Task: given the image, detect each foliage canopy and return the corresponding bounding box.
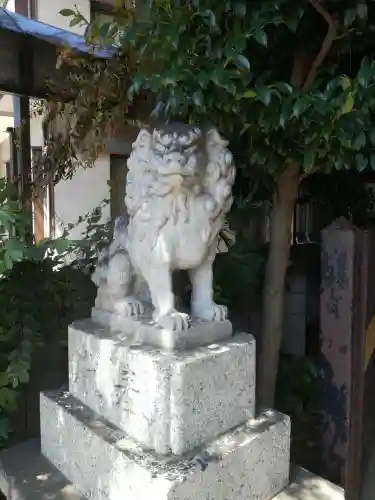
[55,0,375,181]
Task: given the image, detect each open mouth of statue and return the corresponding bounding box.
[162,171,190,177]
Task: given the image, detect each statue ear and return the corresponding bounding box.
[206,128,229,149]
[133,128,152,148]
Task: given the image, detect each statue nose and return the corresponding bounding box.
[168,153,187,166]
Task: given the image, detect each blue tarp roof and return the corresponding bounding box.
[0,7,116,58]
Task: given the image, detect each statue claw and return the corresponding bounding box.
[193,303,228,322]
[114,297,145,319]
[154,310,190,332]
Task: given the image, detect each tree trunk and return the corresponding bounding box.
[258,162,300,409]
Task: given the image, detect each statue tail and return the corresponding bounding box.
[91,215,130,287]
[113,215,129,240]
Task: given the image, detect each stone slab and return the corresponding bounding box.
[276,468,344,500]
[0,439,344,500]
[40,390,290,500]
[69,320,255,455]
[91,308,233,351]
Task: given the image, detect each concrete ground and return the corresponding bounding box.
[0,439,344,500]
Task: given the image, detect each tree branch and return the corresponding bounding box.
[308,0,333,25]
[303,0,338,89]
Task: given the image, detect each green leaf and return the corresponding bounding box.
[0,373,8,388]
[4,239,26,262]
[0,388,17,412]
[52,238,74,254]
[370,153,375,170]
[17,370,30,384]
[59,9,75,17]
[353,131,366,150]
[243,89,257,99]
[0,418,11,440]
[285,18,299,32]
[69,17,82,28]
[357,58,375,88]
[232,55,250,71]
[0,210,15,225]
[211,71,236,94]
[274,82,293,95]
[201,10,216,28]
[340,93,354,115]
[240,123,251,135]
[234,2,246,17]
[303,148,317,172]
[4,252,13,271]
[292,97,310,117]
[253,29,267,47]
[99,23,111,39]
[340,76,352,91]
[257,88,272,106]
[355,153,368,172]
[192,90,204,107]
[196,71,210,87]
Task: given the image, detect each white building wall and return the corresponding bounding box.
[6,1,15,12]
[0,94,14,177]
[54,156,110,239]
[34,0,111,239]
[36,0,91,33]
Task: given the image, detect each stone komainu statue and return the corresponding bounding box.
[92,124,235,331]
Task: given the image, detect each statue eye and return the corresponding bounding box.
[155,143,166,153]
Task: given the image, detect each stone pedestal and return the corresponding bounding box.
[40,318,291,500]
[68,320,255,455]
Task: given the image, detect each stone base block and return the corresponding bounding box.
[40,390,291,500]
[91,307,233,350]
[69,320,255,455]
[0,440,344,500]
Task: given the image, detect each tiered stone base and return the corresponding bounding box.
[39,319,291,500]
[40,390,290,500]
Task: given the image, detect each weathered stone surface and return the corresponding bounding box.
[91,307,233,350]
[40,390,290,500]
[91,125,236,334]
[69,320,255,455]
[0,439,344,500]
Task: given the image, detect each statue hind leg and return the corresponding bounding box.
[97,252,146,319]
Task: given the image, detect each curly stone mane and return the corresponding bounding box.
[125,126,235,233]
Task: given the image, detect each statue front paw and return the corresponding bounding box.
[192,303,228,322]
[154,310,190,332]
[114,297,145,319]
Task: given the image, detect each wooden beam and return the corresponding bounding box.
[31,147,44,242]
[109,155,127,218]
[13,0,34,238]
